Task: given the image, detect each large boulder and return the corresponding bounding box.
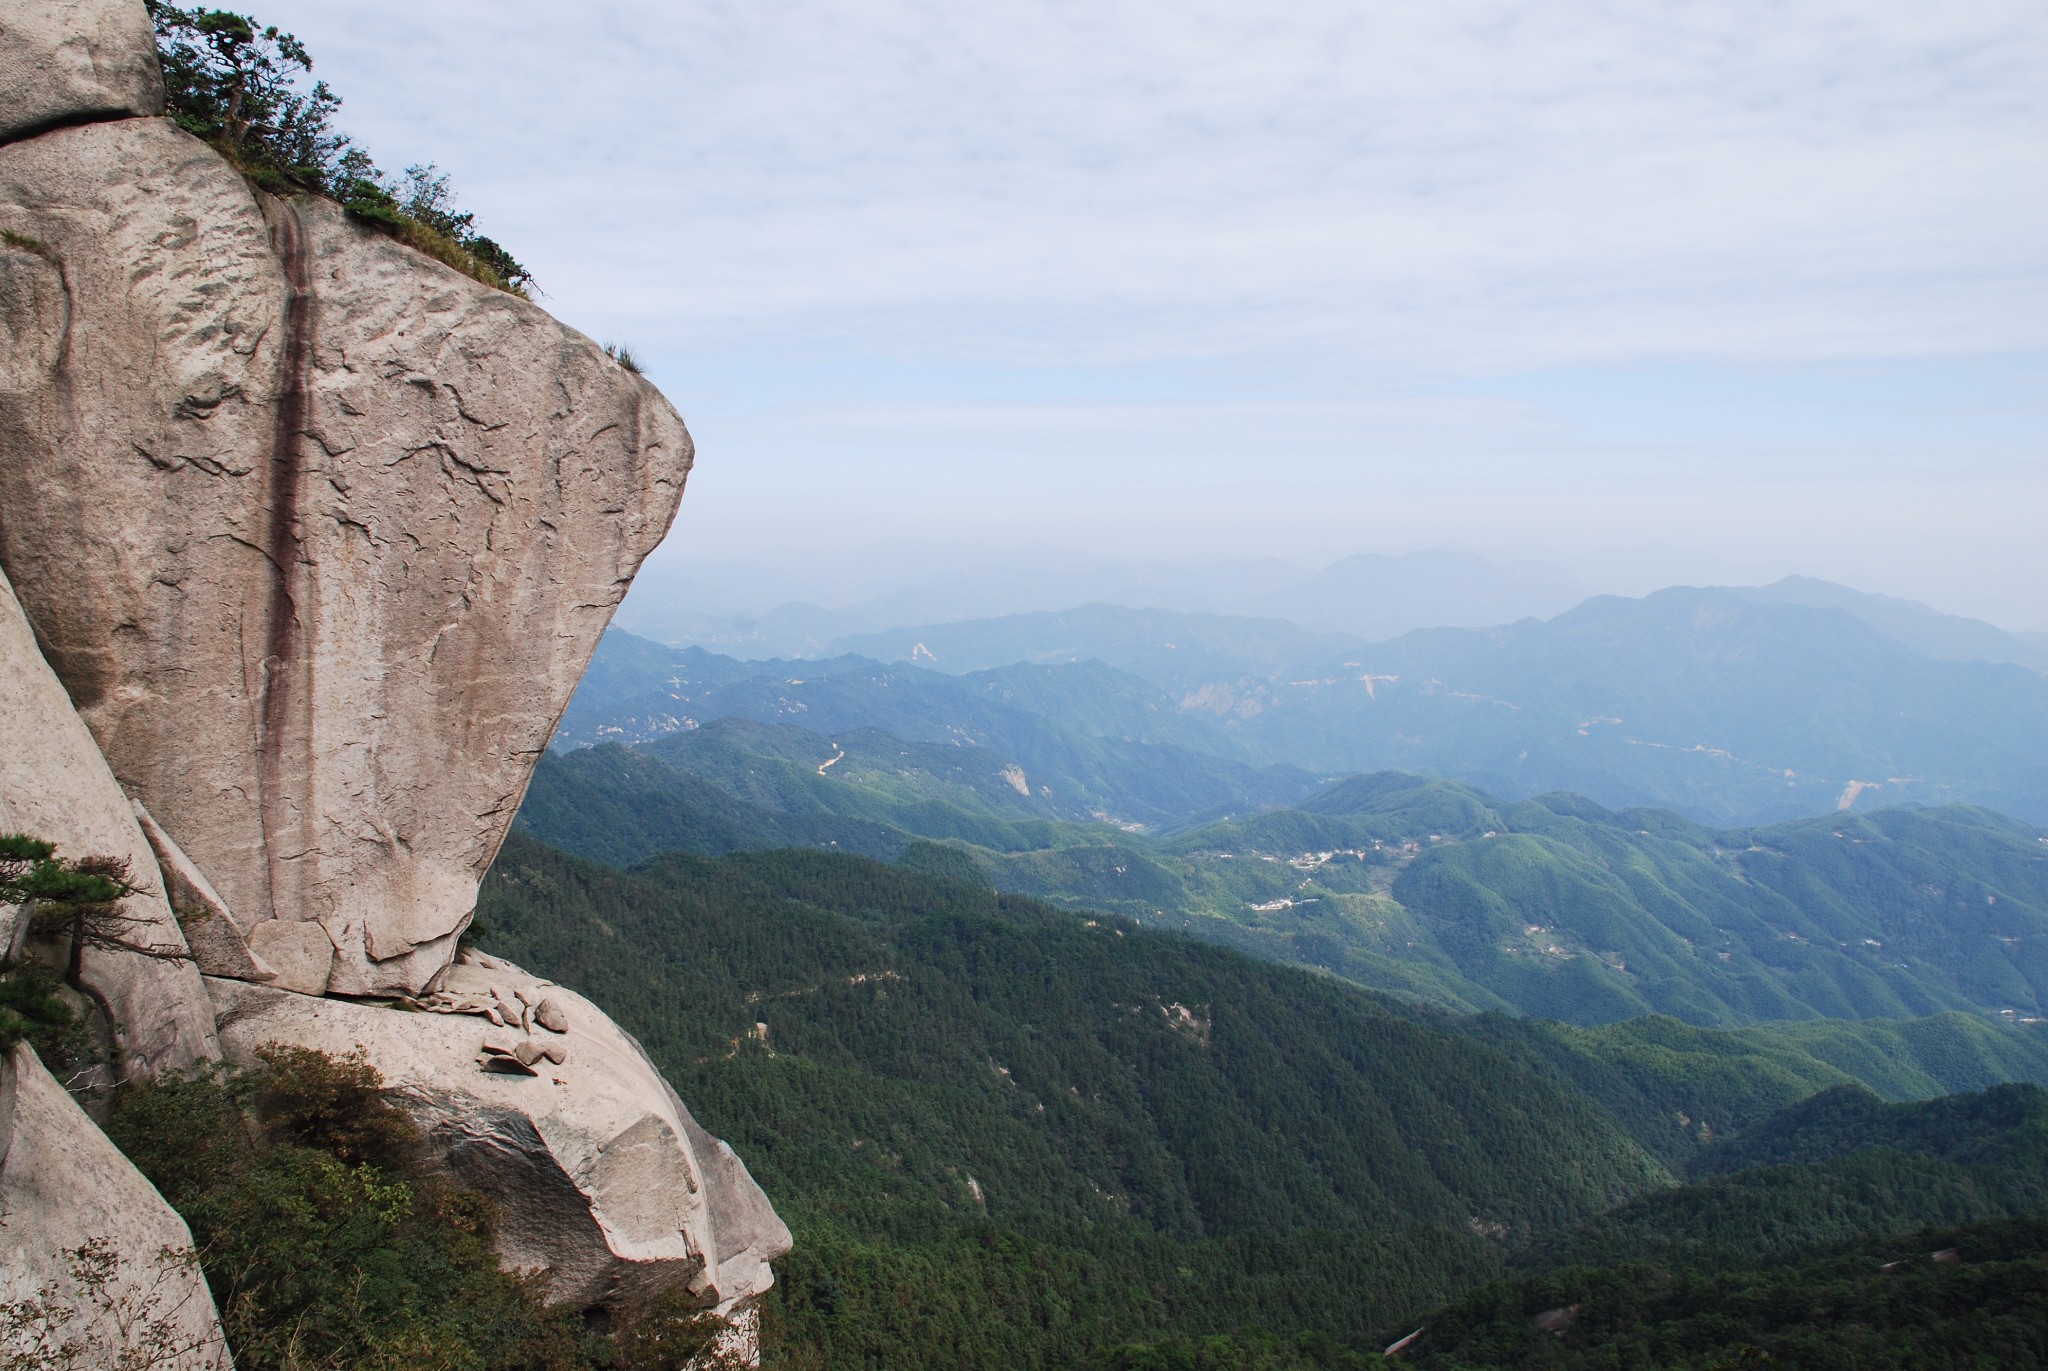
[0,1042,233,1368]
[0,0,161,144]
[0,118,691,995]
[0,562,218,1075]
[206,951,791,1315]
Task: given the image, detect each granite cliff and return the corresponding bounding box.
[0,1,787,1362]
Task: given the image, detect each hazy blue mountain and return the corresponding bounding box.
[1732,575,2048,671]
[536,647,1318,840]
[1243,548,1586,640]
[573,581,2048,831]
[616,545,1591,656]
[615,544,1309,649]
[833,603,1352,690]
[1217,587,2048,823]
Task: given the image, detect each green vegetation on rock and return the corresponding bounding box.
[148,3,531,292]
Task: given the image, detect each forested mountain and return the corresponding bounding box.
[1020,779,2048,1026]
[476,834,2048,1368]
[1378,1211,2048,1370]
[1535,1083,2048,1271]
[519,744,2048,1028]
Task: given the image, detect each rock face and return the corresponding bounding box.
[0,1043,233,1368]
[208,952,791,1315]
[0,0,163,143]
[0,563,219,1075]
[0,2,785,1356]
[0,117,690,995]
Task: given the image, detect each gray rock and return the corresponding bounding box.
[0,563,218,1074]
[0,0,162,144]
[206,952,790,1314]
[135,801,278,984]
[534,997,571,1033]
[243,920,334,996]
[0,1043,233,1368]
[0,119,691,996]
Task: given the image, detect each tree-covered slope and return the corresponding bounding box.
[971,776,2048,1027]
[1381,1211,2048,1371]
[476,834,1676,1364]
[1533,1083,2048,1272]
[475,833,2048,1366]
[1474,1011,2048,1170]
[521,734,2048,1028]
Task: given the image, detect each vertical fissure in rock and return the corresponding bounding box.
[257,196,314,925]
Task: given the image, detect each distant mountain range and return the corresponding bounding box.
[564,571,2048,826]
[1215,586,2048,824]
[616,547,1596,656]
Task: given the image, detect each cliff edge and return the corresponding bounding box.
[0,0,787,1360]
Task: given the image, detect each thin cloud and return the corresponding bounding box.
[266,0,2045,369]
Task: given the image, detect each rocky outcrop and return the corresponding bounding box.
[0,118,688,997]
[208,951,790,1315]
[0,563,219,1075]
[0,2,785,1356]
[0,0,162,143]
[0,1043,233,1368]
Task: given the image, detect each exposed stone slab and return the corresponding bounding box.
[0,119,691,995]
[0,1043,233,1368]
[0,1,162,144]
[205,952,789,1314]
[135,801,278,984]
[0,562,218,1074]
[243,920,333,996]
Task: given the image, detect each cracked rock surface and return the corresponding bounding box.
[0,0,163,143]
[0,119,689,996]
[0,563,218,1074]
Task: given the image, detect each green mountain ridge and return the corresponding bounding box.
[476,833,2048,1368]
[518,734,2048,1029]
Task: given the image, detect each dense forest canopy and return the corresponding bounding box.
[474,832,2048,1367]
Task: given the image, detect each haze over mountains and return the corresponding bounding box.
[616,545,2048,667]
[564,558,2048,826]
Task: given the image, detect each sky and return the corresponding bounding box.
[258,1,2047,627]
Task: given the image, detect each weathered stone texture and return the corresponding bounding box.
[0,1044,233,1368]
[0,119,691,994]
[0,562,218,1074]
[0,0,162,144]
[208,950,791,1314]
